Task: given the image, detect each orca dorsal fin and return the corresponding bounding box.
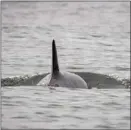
[52,39,59,75]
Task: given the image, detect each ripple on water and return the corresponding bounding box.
[12,116,30,119]
[96,124,114,129]
[2,103,17,107]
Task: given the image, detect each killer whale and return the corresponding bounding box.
[37,40,88,89]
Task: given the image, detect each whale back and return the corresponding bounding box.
[37,39,87,88]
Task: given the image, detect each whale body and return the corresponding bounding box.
[37,40,87,89]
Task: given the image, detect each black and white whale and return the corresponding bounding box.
[37,39,88,89]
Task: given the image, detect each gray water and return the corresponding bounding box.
[2,86,130,129]
[2,2,130,129]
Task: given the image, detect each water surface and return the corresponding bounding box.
[2,1,130,129]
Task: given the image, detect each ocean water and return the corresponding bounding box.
[2,86,130,129]
[1,1,130,129]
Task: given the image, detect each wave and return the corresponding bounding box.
[1,72,130,89]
